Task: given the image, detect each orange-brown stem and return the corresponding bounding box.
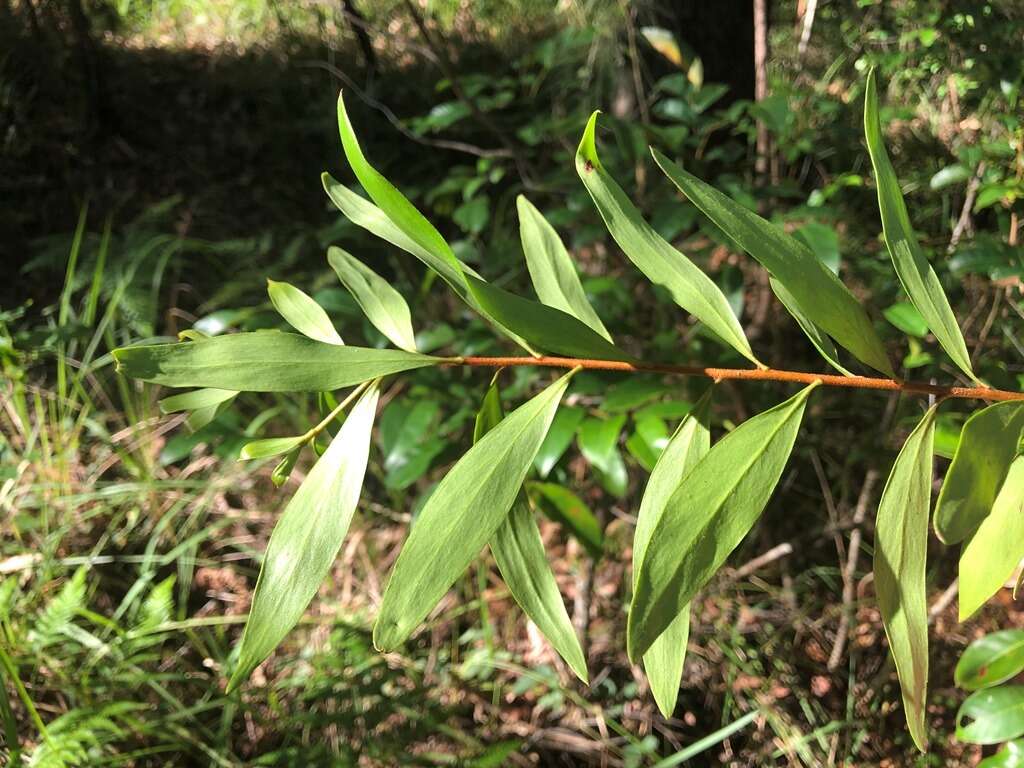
[451,356,1024,402]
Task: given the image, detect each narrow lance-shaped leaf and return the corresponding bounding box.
[159,388,237,414]
[934,401,1024,544]
[227,383,379,690]
[959,455,1024,621]
[327,246,417,352]
[517,195,611,341]
[632,388,712,716]
[374,369,576,651]
[575,113,760,367]
[864,69,976,383]
[629,382,817,660]
[770,279,854,377]
[873,405,937,752]
[267,279,344,345]
[113,333,443,392]
[651,148,894,377]
[474,380,588,683]
[240,436,308,461]
[527,482,604,559]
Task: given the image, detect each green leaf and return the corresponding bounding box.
[578,414,629,498]
[651,148,894,377]
[374,370,575,651]
[957,687,1024,745]
[935,402,1024,544]
[158,388,237,414]
[465,275,631,362]
[956,630,1024,691]
[474,380,588,683]
[327,247,417,352]
[959,456,1024,621]
[240,436,308,461]
[267,279,343,345]
[228,383,379,690]
[527,482,604,559]
[633,388,712,716]
[884,302,929,338]
[873,405,937,752]
[534,406,584,478]
[771,278,853,377]
[629,382,815,660]
[517,195,611,341]
[930,164,971,191]
[979,740,1024,768]
[113,333,442,392]
[575,113,760,367]
[271,448,301,488]
[864,69,976,383]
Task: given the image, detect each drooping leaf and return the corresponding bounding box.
[267,279,344,345]
[629,383,816,660]
[633,388,712,716]
[374,370,575,651]
[475,379,588,683]
[158,388,238,414]
[327,247,417,352]
[934,401,1024,544]
[864,69,976,383]
[534,406,584,478]
[228,383,379,690]
[527,481,604,559]
[873,405,937,752]
[959,456,1024,621]
[517,195,611,340]
[575,113,760,367]
[770,279,853,377]
[651,148,894,377]
[578,414,629,498]
[240,436,308,461]
[956,630,1024,691]
[113,333,442,392]
[957,687,1024,745]
[979,740,1024,768]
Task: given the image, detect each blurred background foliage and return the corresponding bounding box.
[2,0,1023,765]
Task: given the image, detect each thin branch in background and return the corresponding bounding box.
[753,0,770,179]
[798,0,818,59]
[948,161,986,252]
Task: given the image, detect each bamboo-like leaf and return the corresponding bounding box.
[267,279,343,345]
[959,456,1024,621]
[158,388,237,414]
[874,405,937,752]
[864,69,975,383]
[934,401,1024,544]
[227,383,379,690]
[240,436,307,461]
[629,382,816,660]
[651,148,894,377]
[327,247,417,352]
[113,333,442,392]
[474,380,588,683]
[770,279,854,377]
[466,276,631,362]
[374,370,576,651]
[517,195,611,341]
[576,113,760,367]
[633,388,712,716]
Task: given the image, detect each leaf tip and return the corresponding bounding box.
[576,111,602,170]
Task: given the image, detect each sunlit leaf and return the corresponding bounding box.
[935,402,1024,544]
[864,69,976,383]
[883,302,929,338]
[267,279,343,345]
[633,388,712,716]
[475,379,588,682]
[576,113,760,367]
[874,405,937,752]
[959,456,1024,621]
[158,388,237,414]
[652,148,894,377]
[228,383,379,690]
[113,333,442,392]
[956,630,1024,691]
[533,406,584,478]
[518,195,611,341]
[240,436,308,461]
[327,247,417,352]
[771,279,853,377]
[527,481,604,559]
[629,383,816,660]
[979,739,1024,768]
[374,370,575,651]
[957,687,1024,745]
[578,414,629,498]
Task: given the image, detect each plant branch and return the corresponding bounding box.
[448,356,1023,402]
